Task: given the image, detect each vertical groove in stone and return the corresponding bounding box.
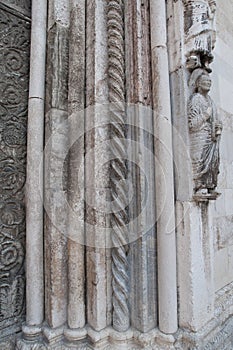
[107,0,130,332]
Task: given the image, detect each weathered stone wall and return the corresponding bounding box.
[209,0,233,292]
[167,1,233,348]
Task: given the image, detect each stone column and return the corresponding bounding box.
[23,0,47,339]
[43,0,70,340]
[108,0,130,333]
[150,0,178,335]
[85,0,110,333]
[64,0,86,341]
[125,0,157,333]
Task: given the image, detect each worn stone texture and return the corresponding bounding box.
[209,0,233,292]
[47,0,69,30]
[168,0,217,338]
[66,0,86,332]
[176,201,215,331]
[46,23,69,112]
[85,0,110,332]
[44,3,69,329]
[125,0,157,334]
[167,0,233,347]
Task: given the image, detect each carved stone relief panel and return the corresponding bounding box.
[0,3,30,337]
[0,0,31,17]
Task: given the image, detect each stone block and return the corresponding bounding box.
[177,201,214,331]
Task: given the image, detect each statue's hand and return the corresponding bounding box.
[210,1,216,14]
[204,112,210,121]
[209,0,216,15]
[214,122,223,137]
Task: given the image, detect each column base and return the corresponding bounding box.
[14,316,233,349]
[22,325,43,341]
[42,325,64,345]
[64,327,87,342]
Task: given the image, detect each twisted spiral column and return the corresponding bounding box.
[107,0,130,332]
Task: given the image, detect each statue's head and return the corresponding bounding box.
[196,73,212,93]
[189,68,212,94]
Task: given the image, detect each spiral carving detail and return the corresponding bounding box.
[107,0,130,332]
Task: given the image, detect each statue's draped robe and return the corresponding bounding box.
[188,93,220,191]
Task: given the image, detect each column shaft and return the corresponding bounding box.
[125,0,157,332]
[150,0,178,334]
[66,0,86,334]
[44,0,70,329]
[25,0,47,327]
[85,0,110,331]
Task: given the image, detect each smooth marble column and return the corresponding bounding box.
[150,0,178,334]
[24,0,47,336]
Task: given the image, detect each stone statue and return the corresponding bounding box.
[184,0,216,72]
[188,71,222,196]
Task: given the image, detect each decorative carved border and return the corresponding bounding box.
[0,4,30,337]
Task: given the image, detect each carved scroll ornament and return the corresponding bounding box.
[0,7,30,334]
